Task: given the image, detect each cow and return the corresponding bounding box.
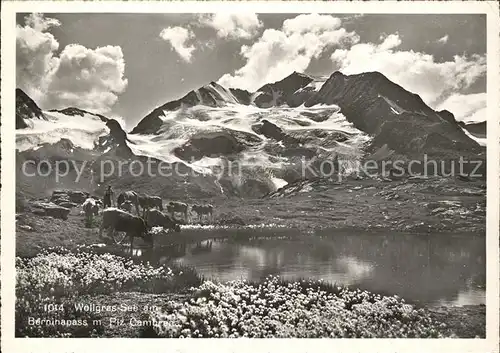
[191,204,214,223]
[82,197,99,227]
[138,195,163,218]
[99,208,153,251]
[166,201,189,221]
[119,200,134,213]
[95,198,104,209]
[116,191,141,216]
[146,209,181,233]
[87,196,103,212]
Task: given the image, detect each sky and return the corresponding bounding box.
[16,12,487,130]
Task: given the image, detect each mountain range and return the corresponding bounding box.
[15,70,487,200]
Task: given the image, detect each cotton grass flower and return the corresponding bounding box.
[149,275,449,338]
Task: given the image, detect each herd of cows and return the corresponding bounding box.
[79,190,215,250]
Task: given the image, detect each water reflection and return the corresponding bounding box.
[103,229,486,307]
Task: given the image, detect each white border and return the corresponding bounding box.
[1,2,499,353]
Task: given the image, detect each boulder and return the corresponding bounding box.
[30,201,71,220]
[51,190,89,204]
[52,190,68,197]
[67,191,90,204]
[50,195,70,204]
[59,201,79,209]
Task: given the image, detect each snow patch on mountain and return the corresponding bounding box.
[295,76,328,94]
[16,111,110,152]
[127,102,370,177]
[194,89,203,104]
[379,95,406,115]
[206,83,240,105]
[461,127,486,147]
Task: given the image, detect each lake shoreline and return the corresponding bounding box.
[17,176,486,256]
[15,240,486,338]
[16,211,483,259]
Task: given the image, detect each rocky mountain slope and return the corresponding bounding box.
[131,71,485,178]
[16,88,47,129]
[251,72,329,109]
[304,72,485,173]
[131,82,253,135]
[15,70,487,201]
[459,121,486,138]
[16,96,224,200]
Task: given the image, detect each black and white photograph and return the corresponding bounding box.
[4,2,498,346]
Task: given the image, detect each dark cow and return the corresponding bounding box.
[117,191,141,216]
[99,208,153,251]
[82,197,99,227]
[166,201,189,221]
[139,195,163,211]
[138,195,163,218]
[191,204,214,222]
[119,200,134,213]
[146,209,181,233]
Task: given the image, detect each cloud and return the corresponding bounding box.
[198,13,262,40]
[16,13,128,113]
[282,13,341,35]
[437,34,449,44]
[16,13,60,103]
[24,12,61,32]
[340,14,365,24]
[45,44,128,112]
[330,33,486,107]
[218,14,359,91]
[377,33,402,51]
[435,92,486,123]
[159,26,195,62]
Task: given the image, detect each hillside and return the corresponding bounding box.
[16,102,225,200]
[130,70,486,179]
[15,70,487,202]
[131,82,253,135]
[460,121,486,137]
[16,88,47,129]
[304,72,485,174]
